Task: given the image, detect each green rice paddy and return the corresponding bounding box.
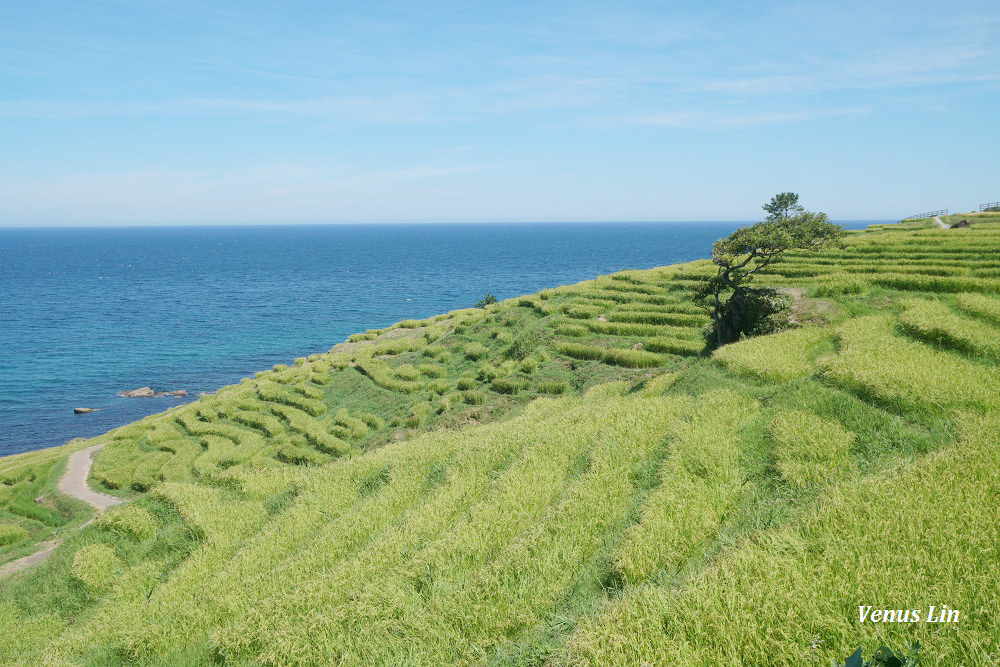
[2,213,1000,665]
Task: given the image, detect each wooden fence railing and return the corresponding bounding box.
[902,209,948,221]
[980,202,1000,212]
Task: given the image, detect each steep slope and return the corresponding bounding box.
[2,213,999,665]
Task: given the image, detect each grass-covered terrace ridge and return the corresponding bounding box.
[2,213,1000,665]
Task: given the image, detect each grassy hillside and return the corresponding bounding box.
[2,214,999,665]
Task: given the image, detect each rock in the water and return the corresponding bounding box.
[74,407,101,414]
[155,390,188,397]
[118,387,154,397]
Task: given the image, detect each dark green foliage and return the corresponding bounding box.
[506,330,541,360]
[834,642,920,667]
[762,191,803,221]
[476,293,499,308]
[696,193,844,348]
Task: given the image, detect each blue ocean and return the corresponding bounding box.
[0,221,881,456]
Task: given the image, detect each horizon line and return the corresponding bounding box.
[0,218,898,230]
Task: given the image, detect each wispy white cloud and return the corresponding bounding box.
[694,43,999,97]
[0,96,431,122]
[1,2,998,224]
[622,106,869,129]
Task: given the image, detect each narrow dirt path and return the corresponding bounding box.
[58,444,123,511]
[0,444,121,578]
[933,216,949,229]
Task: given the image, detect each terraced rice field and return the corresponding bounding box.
[2,213,1000,665]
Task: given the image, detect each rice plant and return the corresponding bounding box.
[645,337,703,356]
[713,327,829,382]
[555,323,588,337]
[95,504,158,541]
[823,315,1000,413]
[9,217,1000,666]
[602,347,668,368]
[418,363,447,378]
[333,410,369,440]
[158,439,202,482]
[768,410,854,488]
[397,318,431,329]
[129,452,171,491]
[463,390,485,405]
[477,363,505,381]
[257,382,327,416]
[353,358,423,394]
[810,275,870,296]
[70,544,123,594]
[607,310,704,327]
[276,444,329,466]
[897,298,1000,359]
[393,364,421,381]
[613,390,756,584]
[553,341,604,361]
[537,381,567,394]
[358,413,386,431]
[584,320,701,339]
[463,342,489,360]
[565,304,604,319]
[0,523,27,547]
[230,410,286,437]
[291,382,324,399]
[554,341,667,368]
[205,393,680,666]
[870,273,1000,294]
[954,291,1000,325]
[490,377,530,394]
[426,379,451,394]
[369,338,427,356]
[565,415,1000,666]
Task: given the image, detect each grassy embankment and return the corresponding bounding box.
[2,214,1000,665]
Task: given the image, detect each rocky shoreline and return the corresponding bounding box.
[74,387,191,415]
[117,387,188,398]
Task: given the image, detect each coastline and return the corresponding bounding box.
[1,221,886,459]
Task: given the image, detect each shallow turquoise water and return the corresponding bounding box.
[0,221,880,456]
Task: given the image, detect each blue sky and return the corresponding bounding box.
[1,1,998,225]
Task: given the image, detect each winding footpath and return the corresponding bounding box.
[933,215,949,229]
[0,444,121,578]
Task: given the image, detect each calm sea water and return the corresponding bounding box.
[0,221,882,456]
